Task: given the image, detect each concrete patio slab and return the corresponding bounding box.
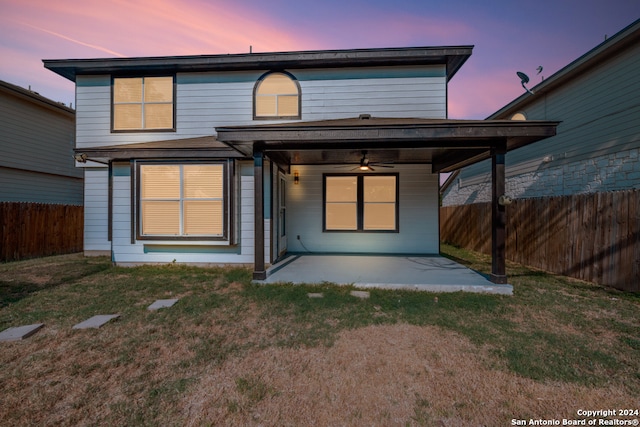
[73,314,120,329]
[0,323,44,342]
[258,255,512,295]
[147,299,179,311]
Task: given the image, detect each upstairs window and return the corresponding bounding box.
[113,76,174,131]
[254,72,301,119]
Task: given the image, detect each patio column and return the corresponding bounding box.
[253,143,266,280]
[490,142,508,284]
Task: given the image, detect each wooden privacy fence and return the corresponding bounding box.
[0,202,83,262]
[440,190,640,292]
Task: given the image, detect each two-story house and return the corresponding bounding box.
[44,46,557,284]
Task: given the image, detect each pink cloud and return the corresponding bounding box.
[2,0,319,60]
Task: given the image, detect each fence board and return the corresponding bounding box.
[441,190,640,292]
[0,202,83,262]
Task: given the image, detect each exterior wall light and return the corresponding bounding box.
[294,171,299,185]
[498,195,513,206]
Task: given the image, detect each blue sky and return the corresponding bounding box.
[1,0,638,118]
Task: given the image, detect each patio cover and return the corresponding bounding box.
[216,116,559,283]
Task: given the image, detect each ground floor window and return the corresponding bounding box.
[138,162,226,238]
[324,173,398,232]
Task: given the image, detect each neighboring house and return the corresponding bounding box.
[442,19,640,206]
[44,46,557,283]
[0,80,81,204]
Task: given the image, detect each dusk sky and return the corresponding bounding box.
[1,0,638,119]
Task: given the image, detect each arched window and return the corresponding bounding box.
[254,71,301,119]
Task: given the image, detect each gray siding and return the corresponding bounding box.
[0,167,82,204]
[286,165,439,255]
[442,37,640,206]
[0,82,81,204]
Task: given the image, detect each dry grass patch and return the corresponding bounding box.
[182,323,630,426]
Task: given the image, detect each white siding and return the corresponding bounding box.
[286,165,439,254]
[75,64,446,261]
[83,168,110,254]
[75,65,446,148]
[110,166,270,265]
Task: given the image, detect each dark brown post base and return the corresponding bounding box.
[489,273,508,284]
[253,271,267,280]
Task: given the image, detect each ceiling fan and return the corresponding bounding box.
[355,150,394,171]
[334,150,394,171]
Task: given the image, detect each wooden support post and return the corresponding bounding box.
[491,143,508,284]
[253,144,266,280]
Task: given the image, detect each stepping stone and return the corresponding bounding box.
[0,323,44,342]
[73,314,120,330]
[307,293,324,298]
[147,298,179,311]
[350,290,370,299]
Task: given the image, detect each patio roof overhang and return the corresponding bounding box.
[216,117,559,172]
[215,116,559,284]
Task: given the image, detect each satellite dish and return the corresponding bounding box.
[516,71,534,94]
[517,71,530,84]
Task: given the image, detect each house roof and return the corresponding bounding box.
[488,18,640,120]
[0,80,75,116]
[43,46,473,82]
[216,116,559,172]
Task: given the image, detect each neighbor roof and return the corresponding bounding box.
[488,18,640,120]
[43,46,473,82]
[0,80,75,116]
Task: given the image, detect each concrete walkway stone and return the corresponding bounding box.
[350,290,370,299]
[0,323,44,342]
[73,314,120,329]
[147,299,179,311]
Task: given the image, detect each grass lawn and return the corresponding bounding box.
[0,245,638,426]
